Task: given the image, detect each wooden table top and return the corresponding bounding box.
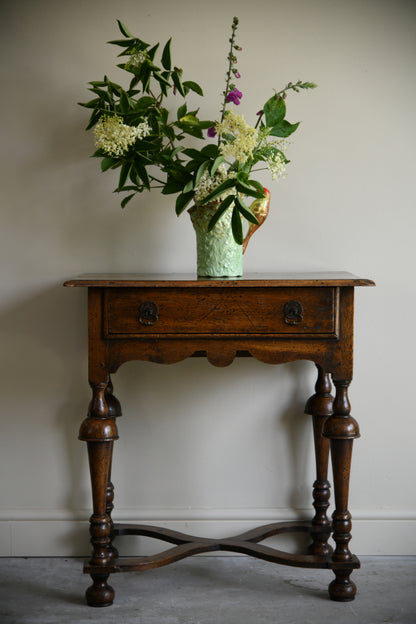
[64,272,375,288]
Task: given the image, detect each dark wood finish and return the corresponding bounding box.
[64,271,374,288]
[104,287,336,336]
[64,273,374,606]
[104,378,121,561]
[305,364,333,556]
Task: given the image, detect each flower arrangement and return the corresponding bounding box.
[80,17,316,244]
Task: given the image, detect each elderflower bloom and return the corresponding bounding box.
[267,151,287,180]
[93,115,150,157]
[263,137,289,180]
[124,49,149,72]
[216,109,257,164]
[194,163,236,204]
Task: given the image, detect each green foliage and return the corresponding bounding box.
[264,95,286,127]
[79,19,316,244]
[79,20,213,205]
[231,205,243,244]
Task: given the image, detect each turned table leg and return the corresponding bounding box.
[79,381,119,607]
[324,379,360,601]
[104,378,122,560]
[305,364,333,556]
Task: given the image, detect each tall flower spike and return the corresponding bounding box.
[219,17,241,127]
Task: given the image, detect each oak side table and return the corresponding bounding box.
[64,272,374,607]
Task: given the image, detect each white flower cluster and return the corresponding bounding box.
[216,109,258,164]
[193,163,236,204]
[267,151,287,180]
[93,115,151,157]
[260,137,289,181]
[124,50,149,72]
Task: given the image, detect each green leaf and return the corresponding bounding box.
[161,38,172,71]
[210,156,225,178]
[179,114,199,125]
[101,157,117,172]
[185,159,201,172]
[153,71,171,87]
[199,178,236,204]
[231,205,243,245]
[181,125,203,138]
[175,191,194,215]
[177,103,187,120]
[139,63,151,92]
[195,160,210,186]
[198,120,217,129]
[183,180,194,193]
[264,95,286,127]
[119,90,129,113]
[162,179,186,195]
[183,148,205,160]
[117,162,132,189]
[135,162,150,189]
[89,87,111,102]
[269,120,300,137]
[171,146,184,157]
[235,183,264,200]
[85,109,102,130]
[121,193,136,208]
[147,43,159,61]
[235,174,265,199]
[163,125,176,142]
[208,195,235,231]
[248,179,266,196]
[134,96,155,110]
[78,98,100,109]
[107,39,135,47]
[172,70,185,97]
[117,19,133,38]
[235,195,259,225]
[183,80,203,96]
[201,144,220,159]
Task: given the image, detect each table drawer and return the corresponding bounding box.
[104,287,337,336]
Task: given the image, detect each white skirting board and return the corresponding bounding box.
[0,508,415,557]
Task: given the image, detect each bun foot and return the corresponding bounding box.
[328,570,357,602]
[86,574,114,607]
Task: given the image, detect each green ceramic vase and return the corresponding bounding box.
[189,202,243,278]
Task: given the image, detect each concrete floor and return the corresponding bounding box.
[0,556,415,624]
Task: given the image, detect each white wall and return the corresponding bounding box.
[1,0,415,557]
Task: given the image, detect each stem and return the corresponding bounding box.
[218,17,239,143]
[149,88,165,108]
[254,114,263,130]
[149,175,166,185]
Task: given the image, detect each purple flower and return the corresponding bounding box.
[207,126,217,138]
[226,88,243,105]
[233,70,241,79]
[256,110,263,116]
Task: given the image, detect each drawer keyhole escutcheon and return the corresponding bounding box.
[138,301,159,326]
[283,300,303,325]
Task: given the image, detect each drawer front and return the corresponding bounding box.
[104,287,336,336]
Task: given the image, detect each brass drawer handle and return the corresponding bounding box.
[138,301,159,326]
[283,300,303,325]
